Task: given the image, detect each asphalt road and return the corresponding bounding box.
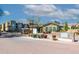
[0,32,22,38]
[0,37,79,54]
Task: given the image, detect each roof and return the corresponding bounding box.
[27,23,42,28]
[43,22,59,27]
[24,21,43,28]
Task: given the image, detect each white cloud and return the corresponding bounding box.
[75,4,79,8]
[16,19,28,24]
[4,11,10,15]
[24,5,57,16]
[63,9,79,19]
[66,9,79,15]
[24,4,79,20]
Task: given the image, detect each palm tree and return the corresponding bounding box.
[63,22,69,31]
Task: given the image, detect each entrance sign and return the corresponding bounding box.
[60,32,69,38]
[33,28,37,34]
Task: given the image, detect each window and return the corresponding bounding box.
[46,27,48,32]
[52,27,57,31]
[49,27,52,32]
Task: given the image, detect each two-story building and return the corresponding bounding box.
[42,23,60,33]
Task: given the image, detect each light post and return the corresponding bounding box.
[73,30,78,42]
[73,32,75,42]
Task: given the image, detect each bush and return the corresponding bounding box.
[32,34,37,38]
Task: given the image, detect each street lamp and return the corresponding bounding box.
[73,30,78,42]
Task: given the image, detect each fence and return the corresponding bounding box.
[51,32,79,42]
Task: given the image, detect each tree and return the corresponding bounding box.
[63,22,69,31]
[76,21,79,29]
[71,25,76,29]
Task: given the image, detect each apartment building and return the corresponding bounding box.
[5,20,16,32]
[1,23,5,32]
[0,20,26,32]
[5,21,10,31]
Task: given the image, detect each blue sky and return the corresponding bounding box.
[0,4,79,24]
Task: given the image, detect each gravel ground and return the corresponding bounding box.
[0,36,79,54]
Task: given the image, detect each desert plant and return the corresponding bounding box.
[52,35,58,41]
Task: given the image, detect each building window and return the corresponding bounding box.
[46,27,48,32]
[52,27,57,31]
[49,27,52,32]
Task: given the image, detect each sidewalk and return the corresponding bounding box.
[7,36,78,44]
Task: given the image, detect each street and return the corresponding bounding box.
[0,36,79,54]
